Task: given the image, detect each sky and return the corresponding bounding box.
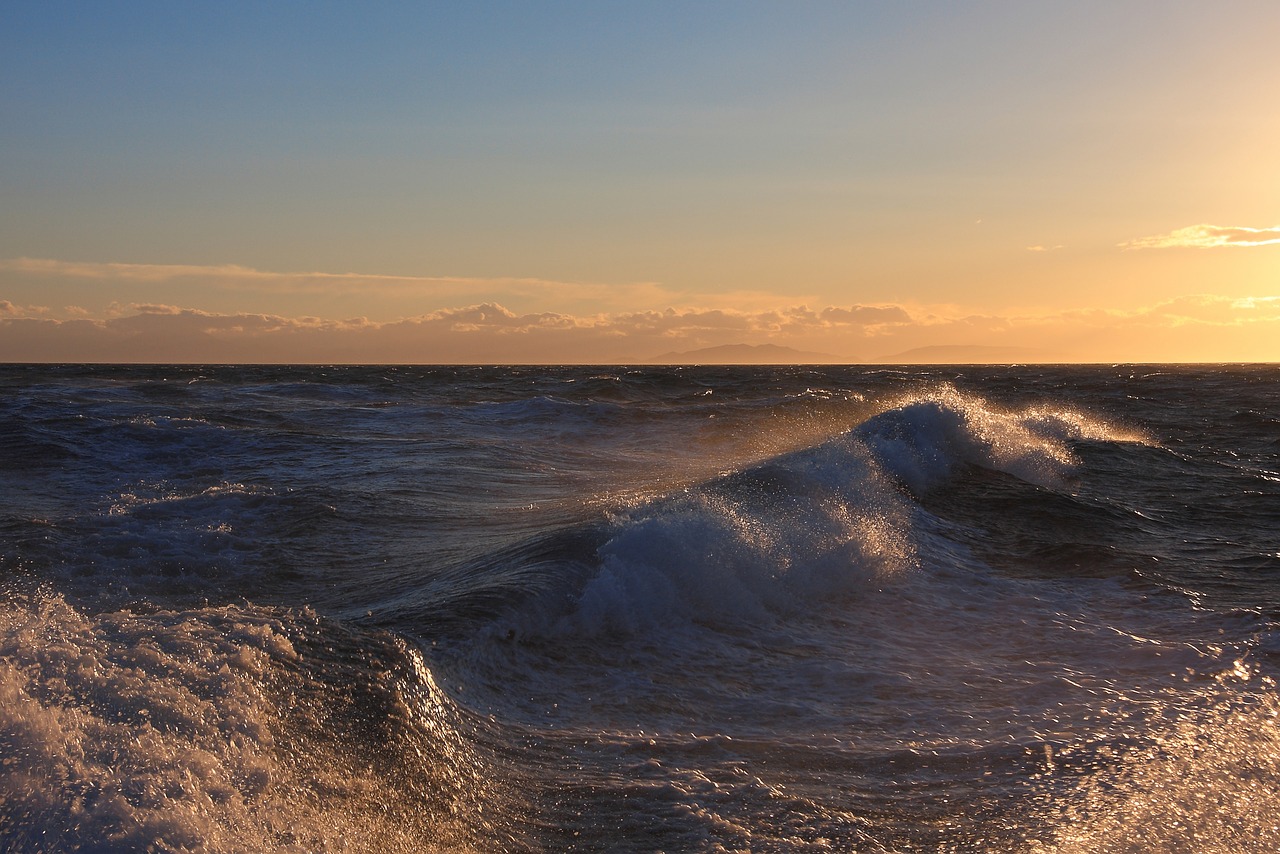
[2,1,1279,363]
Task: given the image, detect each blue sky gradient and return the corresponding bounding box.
[3,2,1278,361]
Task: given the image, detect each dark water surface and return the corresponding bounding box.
[2,364,1278,851]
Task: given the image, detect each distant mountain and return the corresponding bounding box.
[876,344,1043,364]
[645,343,841,364]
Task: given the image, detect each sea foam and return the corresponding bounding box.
[0,591,505,853]
[523,387,1143,639]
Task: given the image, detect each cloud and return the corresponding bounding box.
[1121,224,1280,250]
[0,301,917,363]
[1026,245,1064,252]
[819,306,913,326]
[0,256,679,310]
[0,300,50,318]
[2,258,283,282]
[2,295,1278,363]
[0,257,827,319]
[0,257,562,290]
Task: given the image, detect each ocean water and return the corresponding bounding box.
[2,363,1279,852]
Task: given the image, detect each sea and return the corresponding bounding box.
[2,363,1278,852]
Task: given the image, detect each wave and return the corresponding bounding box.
[0,589,518,853]
[856,385,1148,492]
[419,389,1270,850]
[7,367,1275,850]
[24,479,319,600]
[1018,662,1280,853]
[0,418,79,471]
[478,385,1149,640]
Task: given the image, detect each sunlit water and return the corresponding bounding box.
[2,364,1278,851]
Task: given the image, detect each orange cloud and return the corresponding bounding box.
[0,300,50,318]
[1121,224,1280,250]
[0,257,820,317]
[0,257,571,290]
[0,256,677,310]
[1,296,1277,364]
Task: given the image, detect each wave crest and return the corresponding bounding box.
[0,591,510,852]
[508,387,1145,640]
[858,386,1147,491]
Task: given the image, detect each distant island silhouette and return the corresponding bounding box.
[645,343,841,364]
[644,342,1046,365]
[874,345,1042,364]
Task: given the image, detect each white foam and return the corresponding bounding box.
[857,385,1148,492]
[1021,672,1280,853]
[107,480,272,517]
[0,591,499,852]
[530,433,916,639]
[516,386,1150,640]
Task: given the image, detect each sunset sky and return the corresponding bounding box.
[3,1,1278,363]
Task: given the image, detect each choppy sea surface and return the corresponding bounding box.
[2,363,1279,852]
